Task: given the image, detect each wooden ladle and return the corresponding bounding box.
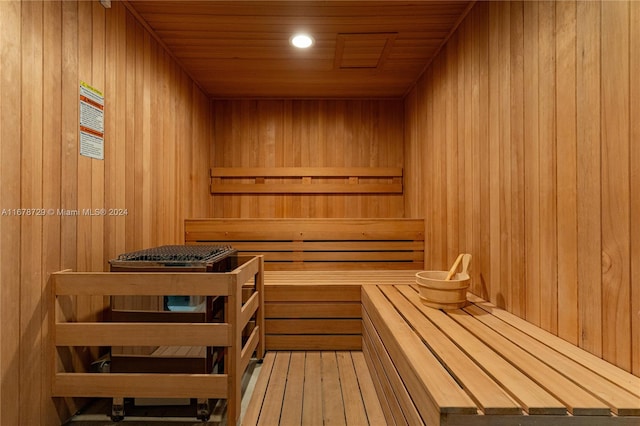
[445,253,471,280]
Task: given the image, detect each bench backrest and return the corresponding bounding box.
[185,218,424,270]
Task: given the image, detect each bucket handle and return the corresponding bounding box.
[461,253,471,276]
[445,253,472,280]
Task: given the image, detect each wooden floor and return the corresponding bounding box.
[242,351,386,426]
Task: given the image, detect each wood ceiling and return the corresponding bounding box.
[127,1,474,98]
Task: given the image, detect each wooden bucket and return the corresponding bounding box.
[415,271,470,309]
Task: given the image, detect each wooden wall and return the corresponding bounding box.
[0,1,212,424]
[210,99,405,218]
[405,0,639,375]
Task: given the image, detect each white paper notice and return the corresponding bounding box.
[79,81,104,160]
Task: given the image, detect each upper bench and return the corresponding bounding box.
[185,218,425,271]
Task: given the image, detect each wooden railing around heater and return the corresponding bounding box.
[209,167,403,194]
[50,255,264,425]
[185,218,424,350]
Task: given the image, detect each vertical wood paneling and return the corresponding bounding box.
[405,0,638,374]
[631,0,640,377]
[509,1,526,318]
[431,55,446,271]
[600,0,631,371]
[576,0,602,358]
[497,0,511,311]
[1,3,22,425]
[210,99,404,218]
[42,0,63,420]
[488,1,501,307]
[538,1,557,334]
[477,3,490,300]
[0,2,213,423]
[555,0,579,345]
[523,0,540,326]
[20,3,44,425]
[446,34,460,266]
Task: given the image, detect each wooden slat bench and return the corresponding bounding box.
[362,284,640,426]
[185,218,424,350]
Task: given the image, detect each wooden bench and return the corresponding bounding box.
[362,284,640,426]
[185,218,424,350]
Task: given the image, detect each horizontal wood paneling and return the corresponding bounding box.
[0,1,211,424]
[211,99,405,218]
[405,0,639,375]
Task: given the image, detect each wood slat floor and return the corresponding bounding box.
[242,351,386,426]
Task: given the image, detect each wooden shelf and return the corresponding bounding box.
[210,167,403,194]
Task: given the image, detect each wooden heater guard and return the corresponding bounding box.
[49,255,264,425]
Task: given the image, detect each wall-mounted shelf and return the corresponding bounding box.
[210,167,403,194]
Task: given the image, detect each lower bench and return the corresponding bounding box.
[264,270,417,350]
[362,284,640,426]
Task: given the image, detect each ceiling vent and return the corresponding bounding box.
[334,33,397,70]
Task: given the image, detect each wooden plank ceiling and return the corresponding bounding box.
[126,1,473,98]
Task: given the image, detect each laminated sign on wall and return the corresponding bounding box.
[79,81,104,160]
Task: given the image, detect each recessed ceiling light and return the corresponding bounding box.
[290,33,314,49]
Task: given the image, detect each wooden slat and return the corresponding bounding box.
[211,183,402,194]
[265,285,361,302]
[321,352,347,425]
[266,335,361,351]
[263,262,423,271]
[351,351,388,426]
[53,373,227,399]
[240,326,260,374]
[279,352,305,426]
[302,352,323,426]
[336,352,369,425]
[241,351,276,426]
[110,309,205,323]
[241,291,259,329]
[361,344,398,426]
[264,270,419,281]
[201,241,424,251]
[265,302,361,319]
[253,251,423,262]
[211,167,403,178]
[186,219,425,242]
[266,319,361,335]
[53,272,233,296]
[256,351,289,425]
[55,322,230,347]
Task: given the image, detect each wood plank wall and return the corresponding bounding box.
[0,1,212,424]
[404,0,639,376]
[210,99,405,218]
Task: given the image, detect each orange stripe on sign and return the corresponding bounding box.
[80,95,104,110]
[80,126,104,138]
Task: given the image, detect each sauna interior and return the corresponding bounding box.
[0,0,639,425]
